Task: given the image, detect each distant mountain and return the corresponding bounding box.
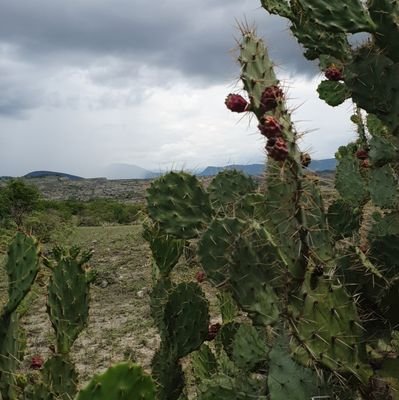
[103,163,160,179]
[308,158,337,171]
[24,171,83,180]
[199,164,265,177]
[199,159,337,177]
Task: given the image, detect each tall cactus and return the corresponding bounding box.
[144,14,399,396]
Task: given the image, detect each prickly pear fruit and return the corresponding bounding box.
[356,149,369,160]
[30,355,44,370]
[325,65,343,81]
[258,116,282,138]
[225,94,248,113]
[206,323,221,341]
[195,271,206,283]
[266,137,288,161]
[260,85,283,112]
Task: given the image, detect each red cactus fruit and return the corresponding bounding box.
[260,85,284,112]
[195,270,206,283]
[225,93,248,113]
[301,152,312,167]
[266,137,288,161]
[30,355,44,370]
[206,323,221,341]
[356,149,368,160]
[361,159,370,168]
[325,65,343,81]
[258,116,282,138]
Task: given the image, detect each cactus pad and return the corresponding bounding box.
[207,170,257,215]
[146,172,212,239]
[46,246,91,354]
[163,282,209,358]
[268,339,325,400]
[198,217,245,286]
[75,362,155,400]
[3,232,40,315]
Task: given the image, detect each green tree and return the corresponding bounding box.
[0,179,41,226]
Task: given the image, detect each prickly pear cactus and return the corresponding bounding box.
[45,246,92,355]
[144,2,399,396]
[0,232,40,400]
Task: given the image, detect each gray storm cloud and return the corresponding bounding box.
[0,0,352,178]
[0,0,316,116]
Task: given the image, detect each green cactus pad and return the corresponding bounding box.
[191,344,217,382]
[292,20,350,61]
[198,374,266,400]
[265,163,303,278]
[327,199,361,238]
[296,0,376,33]
[198,217,245,286]
[369,213,399,274]
[143,222,184,277]
[268,339,325,400]
[369,164,398,208]
[345,49,399,133]
[75,362,155,400]
[369,134,398,166]
[207,170,257,215]
[0,313,23,400]
[229,227,281,326]
[260,0,292,18]
[217,291,238,324]
[290,271,371,382]
[46,246,91,354]
[239,31,278,117]
[151,346,184,400]
[231,324,269,371]
[369,0,399,62]
[150,277,173,334]
[367,114,389,136]
[335,145,369,206]
[23,382,54,400]
[41,355,77,400]
[219,322,241,360]
[3,232,40,315]
[301,177,333,262]
[163,282,209,358]
[146,172,212,239]
[317,80,350,106]
[235,193,268,221]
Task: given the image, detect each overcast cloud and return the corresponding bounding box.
[0,0,356,177]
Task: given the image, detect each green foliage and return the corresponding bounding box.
[0,179,41,226]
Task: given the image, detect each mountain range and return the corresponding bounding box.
[5,159,337,180]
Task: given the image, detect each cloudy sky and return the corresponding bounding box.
[0,0,357,177]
